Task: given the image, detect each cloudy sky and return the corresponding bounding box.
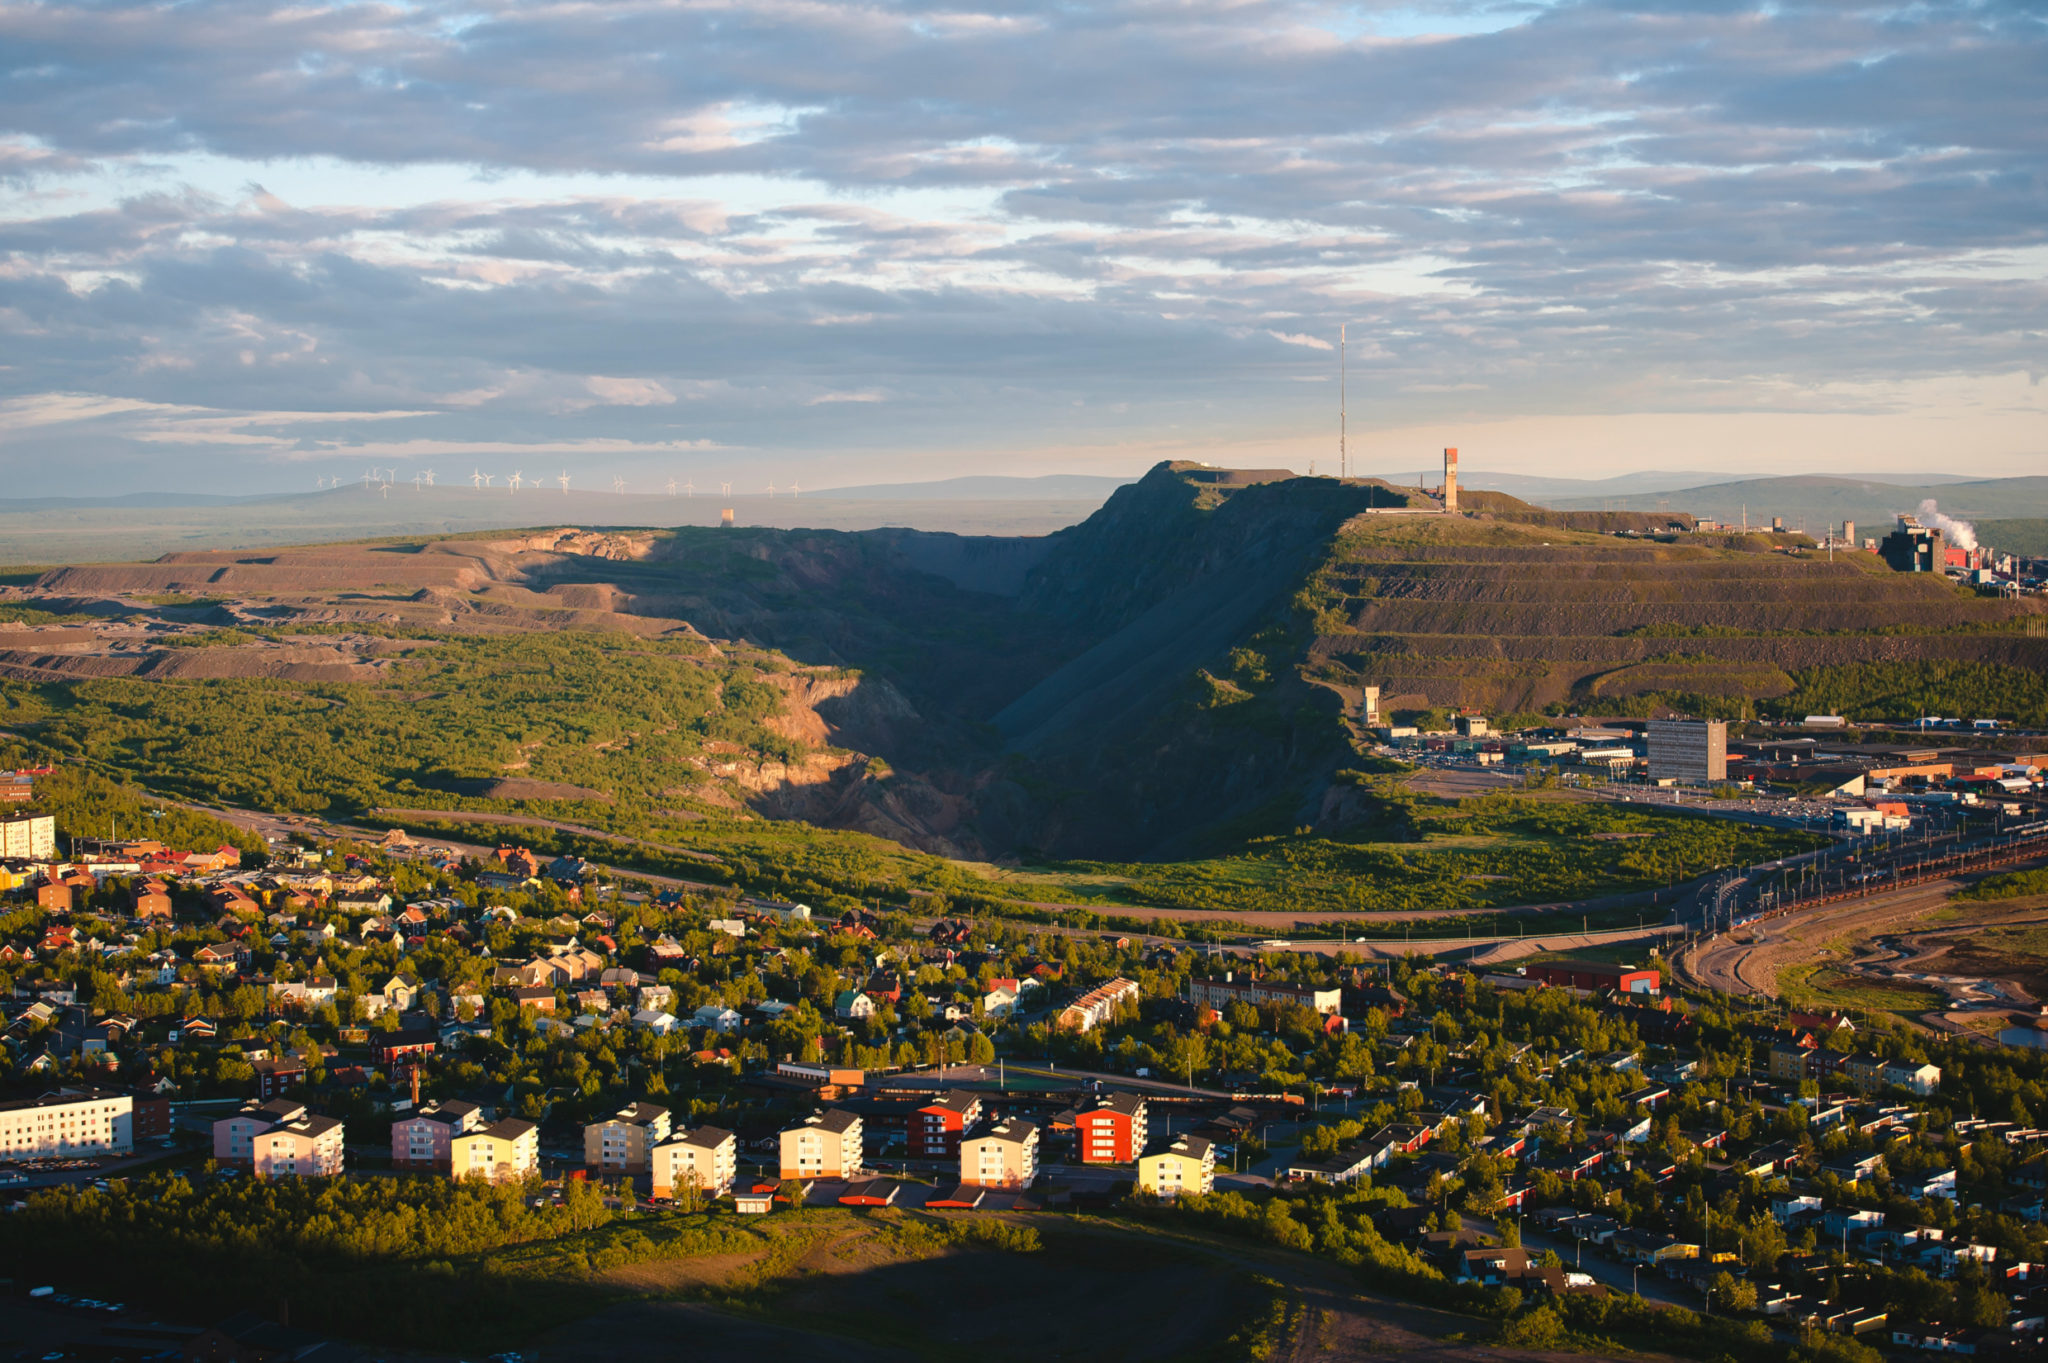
[1,0,2044,496]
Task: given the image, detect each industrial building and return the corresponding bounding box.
[1647,719,1727,782]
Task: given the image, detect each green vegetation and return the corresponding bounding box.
[1777,962,1945,1018]
[10,763,268,858]
[1764,660,2048,728]
[1957,869,2048,902]
[1048,793,1818,916]
[1980,519,2048,556]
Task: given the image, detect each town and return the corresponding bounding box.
[1,773,2045,1363]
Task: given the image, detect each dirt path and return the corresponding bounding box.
[1675,879,1962,998]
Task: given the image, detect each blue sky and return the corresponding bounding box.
[0,0,2043,495]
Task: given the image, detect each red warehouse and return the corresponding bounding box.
[1522,961,1660,995]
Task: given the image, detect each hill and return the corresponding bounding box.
[1551,474,2048,532]
[0,462,2039,875]
[1981,519,2048,556]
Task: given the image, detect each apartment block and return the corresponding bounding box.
[1076,1091,1148,1165]
[0,1087,134,1159]
[1138,1134,1216,1199]
[911,1091,983,1159]
[390,1098,483,1171]
[651,1125,737,1200]
[1186,974,1341,1016]
[452,1117,539,1184]
[961,1117,1038,1189]
[779,1109,863,1180]
[213,1098,344,1178]
[584,1101,671,1173]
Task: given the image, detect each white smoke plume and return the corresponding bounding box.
[1917,499,1977,551]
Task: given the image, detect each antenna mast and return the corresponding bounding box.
[1339,323,1346,480]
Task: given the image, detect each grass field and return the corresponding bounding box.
[1776,962,1945,1016]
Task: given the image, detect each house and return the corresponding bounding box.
[585,1101,671,1173]
[911,1091,984,1158]
[691,1004,742,1034]
[1056,977,1140,1033]
[451,1117,539,1184]
[212,1098,344,1178]
[1882,1059,1942,1096]
[390,1099,483,1170]
[509,985,556,1013]
[961,1117,1038,1188]
[1137,1134,1215,1199]
[378,975,420,1013]
[1186,974,1342,1016]
[650,1125,737,1200]
[1076,1091,1149,1165]
[779,1109,864,1180]
[369,1018,440,1067]
[1822,1151,1886,1184]
[1459,1247,1534,1286]
[833,990,876,1022]
[632,1009,680,1035]
[250,1055,306,1100]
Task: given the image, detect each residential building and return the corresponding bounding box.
[390,1099,483,1170]
[910,1091,983,1159]
[1076,1091,1149,1165]
[779,1109,864,1180]
[585,1101,672,1173]
[213,1098,344,1178]
[1882,1059,1942,1096]
[961,1117,1038,1188]
[1187,974,1342,1016]
[1137,1134,1215,1199]
[0,813,55,860]
[0,1087,134,1159]
[833,989,876,1022]
[246,1051,306,1098]
[452,1117,539,1184]
[1768,1043,1812,1083]
[1055,977,1140,1033]
[650,1125,737,1200]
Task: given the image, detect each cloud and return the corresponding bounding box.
[0,1,2040,493]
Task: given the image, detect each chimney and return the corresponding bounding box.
[1442,447,1459,513]
[410,1063,421,1107]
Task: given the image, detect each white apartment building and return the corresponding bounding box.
[0,1088,134,1159]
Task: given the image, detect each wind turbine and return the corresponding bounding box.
[789,480,800,498]
[557,471,570,494]
[766,482,776,498]
[412,472,422,492]
[683,480,694,498]
[380,483,390,499]
[361,469,374,489]
[720,481,731,496]
[482,473,496,489]
[423,469,436,487]
[508,471,524,493]
[470,469,484,491]
[665,478,677,497]
[612,476,626,495]
[315,475,327,490]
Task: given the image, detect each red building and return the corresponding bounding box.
[370,1025,440,1067]
[1076,1091,1149,1165]
[131,1095,172,1141]
[1522,961,1660,995]
[910,1091,983,1158]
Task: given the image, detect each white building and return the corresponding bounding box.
[0,1088,134,1159]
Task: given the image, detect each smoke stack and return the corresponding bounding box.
[720,508,735,527]
[1443,447,1459,513]
[410,1064,420,1107]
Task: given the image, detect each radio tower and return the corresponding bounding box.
[1338,323,1347,480]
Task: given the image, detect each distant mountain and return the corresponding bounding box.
[809,474,1138,500]
[1551,475,2048,531]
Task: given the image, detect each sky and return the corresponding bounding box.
[0,0,2044,497]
